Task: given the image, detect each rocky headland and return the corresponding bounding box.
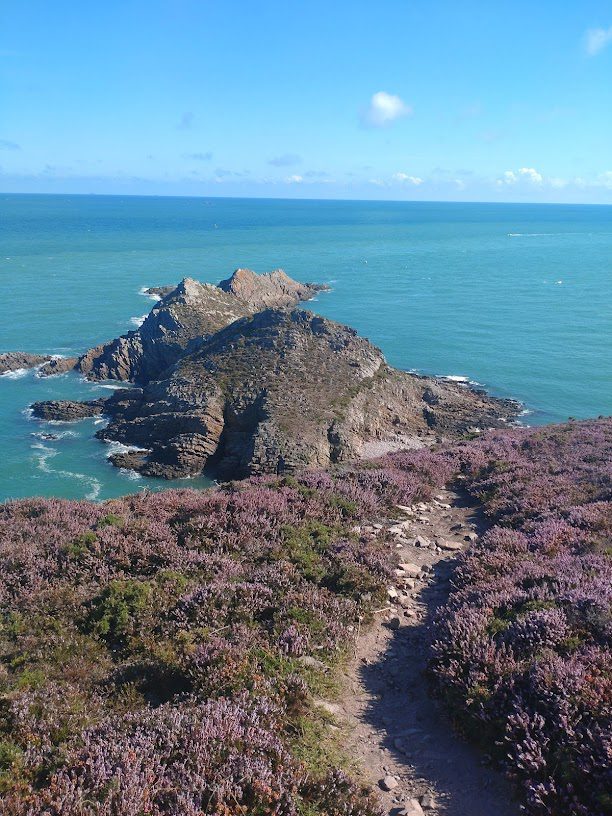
[76,268,327,384]
[32,306,519,480]
[2,268,327,383]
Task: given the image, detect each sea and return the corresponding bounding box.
[1,194,611,502]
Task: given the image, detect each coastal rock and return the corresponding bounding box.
[0,352,52,375]
[75,269,327,384]
[144,285,175,299]
[38,356,79,377]
[95,308,519,480]
[31,399,107,421]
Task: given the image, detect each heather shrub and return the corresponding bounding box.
[424,419,612,816]
[0,469,402,814]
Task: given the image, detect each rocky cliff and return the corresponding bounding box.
[1,269,326,385]
[76,269,326,384]
[86,308,519,479]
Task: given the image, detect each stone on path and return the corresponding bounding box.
[398,563,420,578]
[420,793,436,810]
[399,799,424,816]
[380,775,399,791]
[437,539,463,551]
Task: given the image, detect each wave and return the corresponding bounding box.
[30,442,101,500]
[118,467,143,481]
[130,314,148,327]
[1,367,30,379]
[31,430,77,440]
[439,374,470,383]
[103,440,149,459]
[508,232,555,238]
[139,286,162,302]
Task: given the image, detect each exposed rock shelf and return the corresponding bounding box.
[0,352,52,375]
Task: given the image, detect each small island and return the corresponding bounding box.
[22,267,519,480]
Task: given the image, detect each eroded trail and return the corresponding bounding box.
[329,489,521,816]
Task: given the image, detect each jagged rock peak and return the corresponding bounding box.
[218,267,327,307]
[73,268,327,385]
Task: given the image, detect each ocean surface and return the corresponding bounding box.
[1,194,611,502]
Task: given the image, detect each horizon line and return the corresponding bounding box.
[2,190,612,208]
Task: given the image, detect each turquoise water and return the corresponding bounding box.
[1,194,611,502]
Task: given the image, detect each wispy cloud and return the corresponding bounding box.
[362,91,412,128]
[285,174,303,184]
[177,112,195,130]
[0,139,20,150]
[269,153,301,167]
[303,169,330,179]
[584,26,612,56]
[392,172,423,185]
[183,151,212,161]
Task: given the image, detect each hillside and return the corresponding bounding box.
[0,419,609,815]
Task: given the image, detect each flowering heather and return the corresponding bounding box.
[422,419,612,816]
[0,419,609,815]
[0,469,429,814]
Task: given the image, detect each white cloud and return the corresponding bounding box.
[596,170,612,188]
[285,174,303,184]
[363,91,412,127]
[392,172,423,185]
[497,167,543,186]
[584,26,612,56]
[518,167,543,184]
[497,170,518,186]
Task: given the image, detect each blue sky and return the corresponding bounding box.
[1,0,612,202]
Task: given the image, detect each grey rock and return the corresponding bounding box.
[76,269,327,385]
[380,775,399,791]
[31,399,106,421]
[0,352,52,375]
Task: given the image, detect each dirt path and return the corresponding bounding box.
[324,489,521,816]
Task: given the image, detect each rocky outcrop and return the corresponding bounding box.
[218,267,328,307]
[144,285,174,299]
[0,352,52,375]
[89,308,519,480]
[31,399,107,421]
[75,269,327,384]
[38,356,79,377]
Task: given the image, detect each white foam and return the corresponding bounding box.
[1,367,29,379]
[96,382,126,391]
[139,286,162,302]
[30,442,101,500]
[103,440,149,459]
[130,314,147,327]
[440,374,471,383]
[32,430,77,440]
[119,467,143,481]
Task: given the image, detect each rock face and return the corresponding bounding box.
[38,357,79,377]
[0,352,52,375]
[31,399,107,421]
[75,269,326,384]
[88,308,519,480]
